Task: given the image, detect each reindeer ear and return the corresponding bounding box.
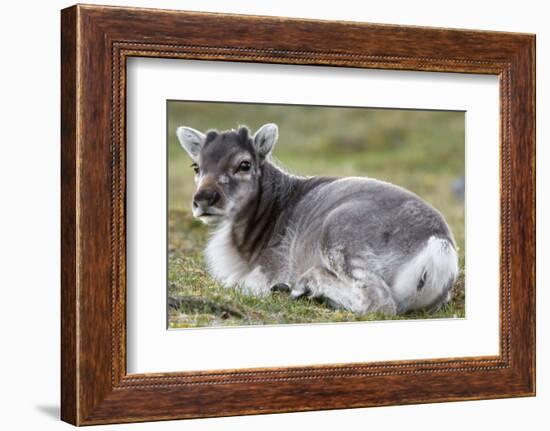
[253,123,278,160]
[176,126,206,161]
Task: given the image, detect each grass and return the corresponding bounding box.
[167,102,465,328]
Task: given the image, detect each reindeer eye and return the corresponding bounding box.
[191,163,199,174]
[237,160,251,173]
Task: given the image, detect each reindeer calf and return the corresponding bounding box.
[176,124,458,315]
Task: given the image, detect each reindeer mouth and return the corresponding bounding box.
[195,210,223,217]
[199,213,220,218]
[194,210,225,225]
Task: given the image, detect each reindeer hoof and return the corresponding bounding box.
[270,283,291,294]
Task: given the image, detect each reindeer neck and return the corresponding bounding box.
[230,161,300,263]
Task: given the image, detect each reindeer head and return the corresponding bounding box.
[176,123,278,225]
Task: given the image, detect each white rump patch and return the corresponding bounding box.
[391,236,459,312]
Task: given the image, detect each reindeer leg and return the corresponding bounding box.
[291,266,396,315]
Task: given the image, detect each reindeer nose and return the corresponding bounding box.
[192,189,220,210]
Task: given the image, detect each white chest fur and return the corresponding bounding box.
[204,222,270,296]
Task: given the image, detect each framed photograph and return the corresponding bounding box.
[61,4,535,425]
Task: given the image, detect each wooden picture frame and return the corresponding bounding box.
[61,4,535,425]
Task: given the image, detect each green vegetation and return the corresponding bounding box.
[167,101,465,328]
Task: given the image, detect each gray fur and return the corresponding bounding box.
[175,123,459,315]
[252,123,278,159]
[176,126,206,161]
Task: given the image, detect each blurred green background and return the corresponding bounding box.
[167,101,465,328]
